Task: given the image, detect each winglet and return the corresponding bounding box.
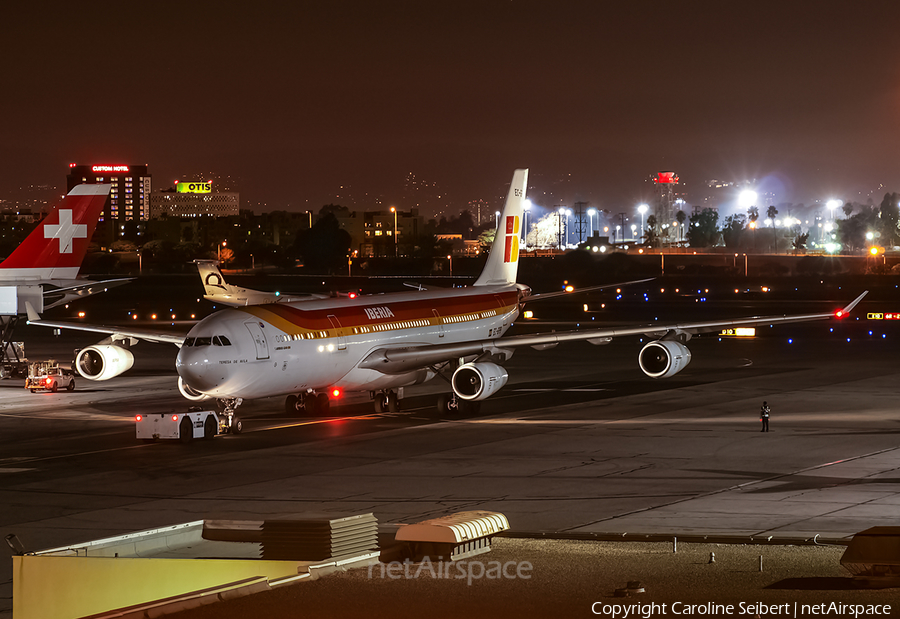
[839,291,868,316]
[25,302,41,323]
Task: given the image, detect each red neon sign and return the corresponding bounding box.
[655,172,679,184]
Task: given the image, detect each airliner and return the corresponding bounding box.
[1,184,130,372]
[195,260,341,306]
[27,170,867,432]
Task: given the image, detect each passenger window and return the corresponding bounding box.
[219,335,232,346]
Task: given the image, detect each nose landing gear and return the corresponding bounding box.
[215,397,243,434]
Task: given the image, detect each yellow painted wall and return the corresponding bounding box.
[13,555,302,619]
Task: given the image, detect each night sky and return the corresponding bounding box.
[3,1,900,217]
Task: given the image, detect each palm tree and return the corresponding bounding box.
[766,206,778,252]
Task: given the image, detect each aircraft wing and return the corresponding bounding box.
[521,278,655,302]
[25,303,186,346]
[358,291,868,374]
[42,277,135,310]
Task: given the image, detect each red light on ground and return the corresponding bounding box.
[136,415,142,422]
[349,292,357,299]
[172,415,178,422]
[331,388,341,398]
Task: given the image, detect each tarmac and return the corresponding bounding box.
[3,284,900,618]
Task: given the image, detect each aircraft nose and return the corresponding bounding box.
[176,346,216,391]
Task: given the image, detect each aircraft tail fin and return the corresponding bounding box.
[0,184,110,279]
[473,169,528,287]
[196,260,234,298]
[195,260,287,306]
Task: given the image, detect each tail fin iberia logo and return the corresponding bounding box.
[503,215,520,263]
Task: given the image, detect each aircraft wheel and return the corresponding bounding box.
[304,394,319,416]
[374,396,385,413]
[387,391,400,413]
[436,393,454,415]
[317,392,331,415]
[204,415,217,439]
[285,394,297,415]
[231,417,243,434]
[179,417,194,444]
[67,379,75,392]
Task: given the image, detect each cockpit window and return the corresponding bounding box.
[213,336,222,346]
[184,337,195,347]
[219,335,232,346]
[194,337,212,347]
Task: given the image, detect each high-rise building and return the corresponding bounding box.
[66,164,151,223]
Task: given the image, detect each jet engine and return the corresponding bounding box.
[638,340,692,378]
[178,376,212,401]
[74,345,134,381]
[451,362,509,401]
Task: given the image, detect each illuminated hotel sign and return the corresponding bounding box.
[176,182,212,194]
[92,165,130,172]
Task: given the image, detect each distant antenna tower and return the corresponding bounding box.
[573,202,588,243]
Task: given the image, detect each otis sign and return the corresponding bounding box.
[177,182,212,194]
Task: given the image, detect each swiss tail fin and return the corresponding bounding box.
[0,184,110,279]
[473,169,528,287]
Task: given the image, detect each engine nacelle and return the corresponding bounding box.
[638,340,692,378]
[178,376,212,401]
[75,345,134,381]
[451,362,509,401]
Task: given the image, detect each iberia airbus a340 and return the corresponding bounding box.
[28,170,866,432]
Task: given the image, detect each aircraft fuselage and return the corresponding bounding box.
[176,284,519,399]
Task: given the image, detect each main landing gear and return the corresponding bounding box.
[215,397,244,434]
[372,389,401,413]
[285,392,331,416]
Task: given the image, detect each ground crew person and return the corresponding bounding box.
[760,401,770,432]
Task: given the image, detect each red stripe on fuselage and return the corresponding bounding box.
[244,290,518,332]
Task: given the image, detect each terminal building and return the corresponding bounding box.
[150,181,240,218]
